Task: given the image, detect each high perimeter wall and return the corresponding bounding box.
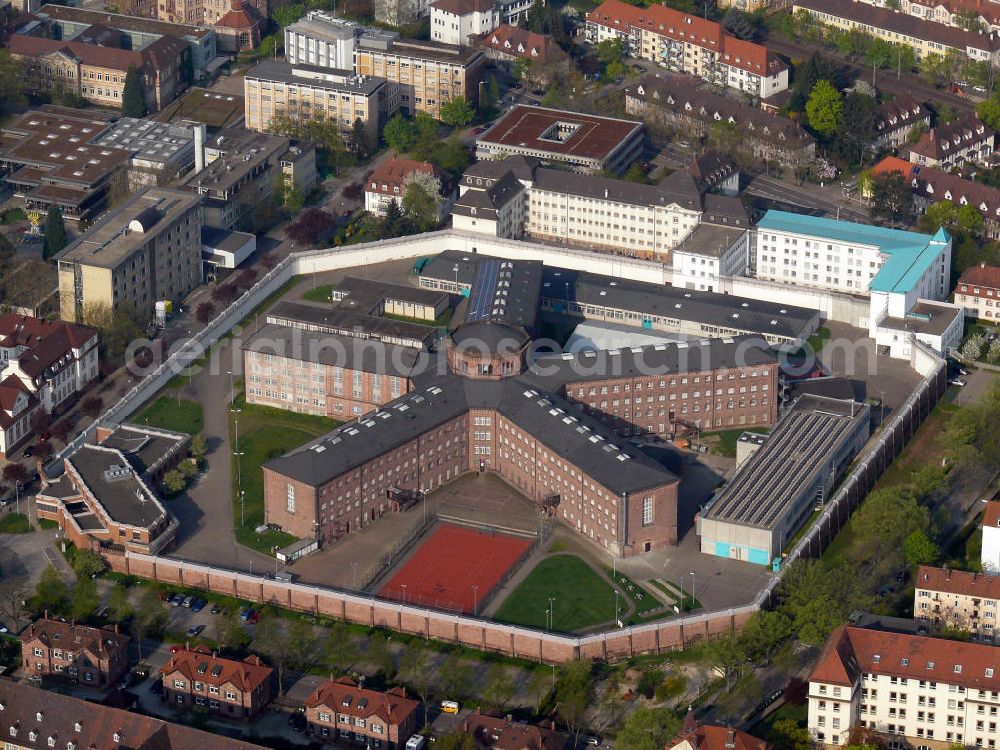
[54,231,948,663]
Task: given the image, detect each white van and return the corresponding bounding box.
[405,735,427,750]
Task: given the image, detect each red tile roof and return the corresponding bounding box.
[958,264,1000,291]
[479,23,564,65]
[161,645,273,693]
[7,32,185,75]
[461,713,566,750]
[670,722,770,750]
[811,624,1000,691]
[871,155,916,180]
[21,616,130,659]
[303,676,419,726]
[985,500,1000,529]
[909,115,994,161]
[215,0,259,29]
[916,564,1000,599]
[431,0,494,15]
[0,314,97,381]
[368,157,440,195]
[0,374,37,430]
[586,0,785,77]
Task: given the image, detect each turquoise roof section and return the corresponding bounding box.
[756,211,950,295]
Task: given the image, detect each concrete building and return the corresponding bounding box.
[624,74,815,169]
[365,157,454,220]
[244,60,396,146]
[808,622,1000,748]
[671,221,750,292]
[374,0,429,26]
[871,299,964,361]
[984,501,1000,573]
[754,211,953,350]
[20,616,129,688]
[302,677,420,748]
[354,32,486,119]
[0,313,99,415]
[0,681,270,750]
[155,0,267,34]
[284,11,360,69]
[161,645,274,719]
[178,128,316,231]
[908,115,995,170]
[202,227,257,275]
[431,0,498,46]
[56,187,204,323]
[474,105,644,174]
[93,117,198,189]
[23,4,217,74]
[914,564,1000,643]
[794,0,1000,64]
[699,394,870,566]
[585,0,789,98]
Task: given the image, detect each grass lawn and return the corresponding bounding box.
[750,702,808,748]
[493,555,617,632]
[0,513,31,533]
[230,397,338,554]
[136,397,204,435]
[806,326,831,354]
[702,427,768,458]
[301,284,335,304]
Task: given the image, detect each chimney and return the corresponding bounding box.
[194,122,206,174]
[726,730,736,749]
[114,623,118,634]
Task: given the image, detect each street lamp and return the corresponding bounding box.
[14,480,21,517]
[548,597,555,630]
[614,589,620,626]
[689,571,695,612]
[239,489,246,526]
[471,585,479,616]
[227,369,236,406]
[234,451,245,498]
[351,561,358,589]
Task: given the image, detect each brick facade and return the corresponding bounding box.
[20,616,130,688]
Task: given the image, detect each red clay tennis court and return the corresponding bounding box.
[378,523,534,613]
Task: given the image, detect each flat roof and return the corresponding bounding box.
[477,105,642,161]
[202,227,255,254]
[704,394,868,530]
[58,187,201,269]
[92,117,195,168]
[881,301,962,337]
[674,221,747,258]
[358,33,484,65]
[98,423,190,478]
[757,210,950,296]
[266,299,437,347]
[245,59,388,96]
[180,129,297,194]
[69,444,169,529]
[34,3,213,39]
[152,87,246,131]
[335,275,451,309]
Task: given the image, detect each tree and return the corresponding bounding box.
[380,199,413,239]
[71,548,106,579]
[253,617,297,695]
[0,581,32,633]
[195,301,214,325]
[920,200,984,237]
[287,208,336,246]
[805,80,843,137]
[350,117,371,158]
[70,576,97,620]
[555,660,592,746]
[868,171,913,226]
[483,664,515,710]
[398,645,428,685]
[623,162,650,184]
[956,8,985,32]
[904,529,940,566]
[977,98,1000,132]
[833,90,877,166]
[440,96,475,128]
[31,566,69,615]
[525,669,551,715]
[287,618,319,676]
[107,582,132,623]
[2,463,29,486]
[131,586,168,660]
[30,410,52,440]
[366,632,395,679]
[411,113,439,160]
[383,114,416,153]
[81,395,103,419]
[121,65,146,118]
[216,609,251,652]
[616,706,681,750]
[324,621,360,675]
[436,733,477,750]
[189,434,207,460]
[43,205,67,260]
[162,468,186,495]
[50,420,70,444]
[439,652,474,701]
[34,440,53,462]
[772,718,815,750]
[402,170,443,232]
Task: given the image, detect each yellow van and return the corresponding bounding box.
[440,700,460,714]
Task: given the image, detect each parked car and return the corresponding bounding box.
[440,700,460,714]
[248,610,260,625]
[169,644,181,653]
[186,624,205,637]
[210,603,222,615]
[190,598,206,612]
[949,379,967,387]
[22,445,33,458]
[170,594,184,607]
[181,595,194,608]
[585,736,602,746]
[240,608,254,622]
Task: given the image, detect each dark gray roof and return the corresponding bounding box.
[673,221,747,258]
[882,301,962,337]
[335,275,451,309]
[98,423,190,478]
[451,321,529,353]
[245,59,388,96]
[244,324,424,378]
[264,375,677,495]
[524,335,778,392]
[425,251,541,330]
[69,444,169,529]
[201,227,255,254]
[452,170,525,218]
[538,267,818,342]
[266,300,438,348]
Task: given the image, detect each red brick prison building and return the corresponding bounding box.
[36,423,186,556]
[160,645,274,720]
[302,676,420,749]
[20,615,130,687]
[263,256,782,556]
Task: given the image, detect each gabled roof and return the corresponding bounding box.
[909,114,994,160]
[8,32,186,75]
[161,646,273,693]
[0,314,97,382]
[462,713,567,750]
[431,0,494,15]
[303,677,419,726]
[368,157,446,195]
[215,0,260,29]
[958,264,1000,290]
[872,156,1000,224]
[669,722,770,750]
[21,615,130,659]
[479,23,565,65]
[0,375,37,429]
[874,94,930,134]
[916,564,1000,600]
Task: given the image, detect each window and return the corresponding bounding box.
[287,484,296,513]
[642,496,653,526]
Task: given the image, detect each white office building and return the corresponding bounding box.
[284,11,360,69]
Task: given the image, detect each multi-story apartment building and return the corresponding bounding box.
[8,33,189,113]
[809,622,1000,748]
[244,60,396,145]
[955,263,1000,319]
[452,151,747,264]
[431,0,498,46]
[462,713,568,749]
[585,0,789,98]
[670,714,770,750]
[56,187,204,323]
[364,157,454,219]
[915,565,1000,643]
[475,105,644,174]
[624,74,815,169]
[161,646,274,719]
[20,616,130,687]
[477,24,569,82]
[984,501,1000,573]
[23,4,217,74]
[0,681,271,750]
[284,11,359,68]
[36,433,181,556]
[908,115,995,170]
[856,0,1000,35]
[179,128,316,231]
[354,31,486,119]
[0,376,38,460]
[794,0,1000,65]
[671,221,750,292]
[302,677,420,748]
[754,210,954,351]
[873,95,931,151]
[0,314,98,416]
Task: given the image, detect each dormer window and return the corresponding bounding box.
[48,737,57,748]
[874,654,881,663]
[37,712,43,721]
[955,665,963,673]
[74,723,81,732]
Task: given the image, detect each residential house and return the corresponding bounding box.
[214,0,262,53]
[872,95,930,151]
[856,0,1000,34]
[0,376,38,460]
[20,615,130,687]
[914,564,1000,643]
[476,24,569,82]
[160,645,274,719]
[431,0,498,46]
[668,712,770,750]
[955,262,1000,319]
[302,676,420,749]
[461,712,567,749]
[908,115,995,169]
[364,157,454,220]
